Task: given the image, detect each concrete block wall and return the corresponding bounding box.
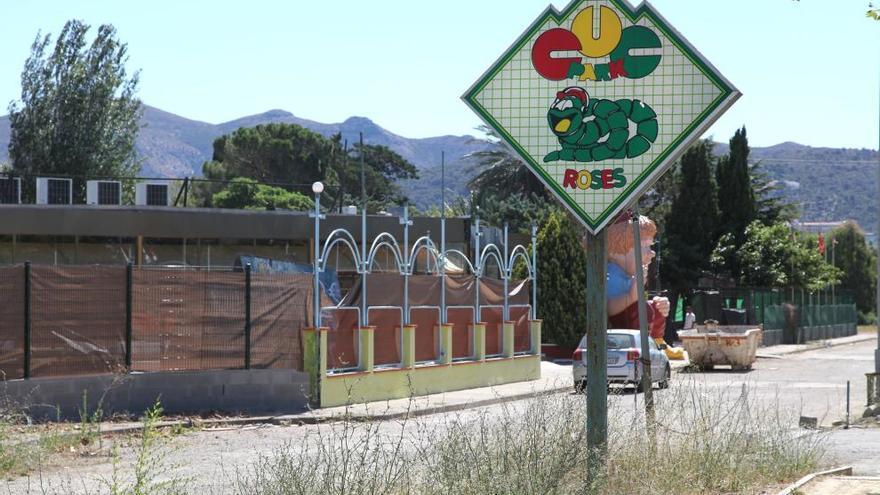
[0,369,311,420]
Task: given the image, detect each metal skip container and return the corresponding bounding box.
[678,323,763,371]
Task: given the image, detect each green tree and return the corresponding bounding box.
[467,127,549,203]
[661,140,719,315]
[8,20,142,201]
[331,140,419,213]
[712,221,840,291]
[204,123,334,186]
[751,159,798,225]
[529,211,587,348]
[715,127,756,278]
[828,221,877,321]
[467,126,554,233]
[212,178,313,211]
[199,125,417,212]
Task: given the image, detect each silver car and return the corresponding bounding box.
[572,329,671,392]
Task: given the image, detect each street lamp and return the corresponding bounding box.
[312,181,324,329]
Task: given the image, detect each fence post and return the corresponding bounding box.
[125,262,133,369]
[23,261,31,379]
[245,263,252,370]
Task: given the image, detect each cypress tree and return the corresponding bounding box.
[662,140,719,291]
[715,127,756,278]
[533,210,587,348]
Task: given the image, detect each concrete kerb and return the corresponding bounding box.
[776,466,853,495]
[50,382,575,438]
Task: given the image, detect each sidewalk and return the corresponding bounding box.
[756,333,876,358]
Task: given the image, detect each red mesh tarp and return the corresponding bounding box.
[339,273,530,361]
[132,270,245,372]
[409,307,439,362]
[30,266,126,377]
[0,266,24,379]
[250,273,311,369]
[369,307,401,366]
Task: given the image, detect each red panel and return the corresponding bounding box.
[447,307,474,359]
[370,308,401,366]
[511,306,531,353]
[326,308,359,370]
[410,308,439,362]
[481,306,504,356]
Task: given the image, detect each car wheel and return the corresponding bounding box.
[574,380,586,394]
[658,365,671,389]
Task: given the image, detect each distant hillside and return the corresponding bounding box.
[0,106,489,209]
[712,141,878,232]
[0,107,876,226]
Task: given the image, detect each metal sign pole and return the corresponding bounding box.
[584,229,607,473]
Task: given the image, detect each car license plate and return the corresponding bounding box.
[606,357,616,365]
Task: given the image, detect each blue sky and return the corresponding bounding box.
[0,0,877,149]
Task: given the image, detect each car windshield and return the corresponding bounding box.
[607,334,635,349]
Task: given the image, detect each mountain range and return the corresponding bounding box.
[0,107,877,230]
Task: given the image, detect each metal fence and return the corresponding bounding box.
[683,286,858,345]
[0,263,310,380]
[687,287,857,328]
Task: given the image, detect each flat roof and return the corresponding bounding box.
[0,205,471,242]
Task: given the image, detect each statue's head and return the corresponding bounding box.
[606,212,657,279]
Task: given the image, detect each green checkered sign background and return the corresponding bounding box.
[463,0,739,233]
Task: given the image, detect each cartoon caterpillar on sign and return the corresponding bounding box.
[543,87,658,163]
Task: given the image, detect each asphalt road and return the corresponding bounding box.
[661,338,880,475]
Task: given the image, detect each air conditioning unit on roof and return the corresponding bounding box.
[135,181,169,206]
[86,180,122,205]
[0,176,21,204]
[36,177,72,205]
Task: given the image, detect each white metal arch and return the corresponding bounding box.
[367,233,405,273]
[319,229,363,273]
[508,245,534,279]
[409,236,441,275]
[479,244,505,278]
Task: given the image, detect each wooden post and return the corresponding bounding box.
[584,230,607,473]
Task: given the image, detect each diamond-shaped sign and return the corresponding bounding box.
[463,0,740,233]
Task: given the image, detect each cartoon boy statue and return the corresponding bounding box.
[606,212,685,360]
